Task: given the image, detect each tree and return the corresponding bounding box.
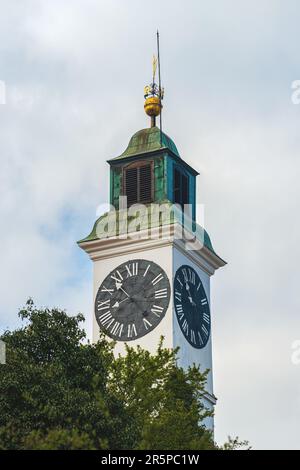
[0,300,248,450]
[109,342,215,450]
[0,299,136,450]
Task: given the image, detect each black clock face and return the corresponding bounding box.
[95,259,170,341]
[174,265,211,349]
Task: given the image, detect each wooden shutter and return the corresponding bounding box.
[125,167,138,205]
[139,164,152,202]
[124,161,153,205]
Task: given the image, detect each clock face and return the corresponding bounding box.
[174,265,211,349]
[95,259,170,341]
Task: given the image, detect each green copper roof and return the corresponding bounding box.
[78,202,217,257]
[112,126,180,160]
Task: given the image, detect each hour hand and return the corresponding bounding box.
[115,281,130,298]
[112,298,129,309]
[188,295,196,306]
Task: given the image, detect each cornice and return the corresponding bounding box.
[78,223,226,276]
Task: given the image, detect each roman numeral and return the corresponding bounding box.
[176,304,184,320]
[181,267,195,285]
[201,298,208,306]
[182,319,189,334]
[143,264,151,277]
[190,329,196,344]
[100,286,114,296]
[125,262,138,277]
[197,331,204,346]
[175,291,182,302]
[151,305,164,317]
[143,318,152,330]
[181,268,188,282]
[152,273,164,286]
[202,324,209,337]
[99,311,114,328]
[203,312,210,324]
[188,268,196,285]
[127,323,137,338]
[111,270,123,283]
[176,276,183,287]
[110,321,123,337]
[97,299,110,311]
[155,288,168,299]
[197,282,201,291]
[176,304,183,313]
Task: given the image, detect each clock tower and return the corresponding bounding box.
[78,60,226,430]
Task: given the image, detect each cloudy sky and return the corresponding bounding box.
[1,0,300,449]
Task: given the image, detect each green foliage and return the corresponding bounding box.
[24,428,96,450]
[0,299,135,450]
[0,300,248,450]
[109,340,214,450]
[220,436,251,450]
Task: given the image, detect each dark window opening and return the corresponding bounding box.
[174,167,189,209]
[124,162,153,205]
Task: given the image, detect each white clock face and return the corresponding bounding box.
[95,259,171,341]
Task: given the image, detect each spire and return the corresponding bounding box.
[144,31,164,129]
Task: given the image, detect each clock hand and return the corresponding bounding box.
[112,298,130,308]
[185,283,196,306]
[115,281,130,298]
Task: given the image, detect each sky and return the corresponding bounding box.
[0,0,300,449]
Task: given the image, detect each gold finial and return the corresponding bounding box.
[144,51,164,127]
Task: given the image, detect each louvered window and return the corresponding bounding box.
[124,162,153,205]
[139,165,152,202]
[174,167,189,209]
[125,167,138,205]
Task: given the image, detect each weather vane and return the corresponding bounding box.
[144,31,164,135]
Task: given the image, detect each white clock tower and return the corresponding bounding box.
[78,67,226,430]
